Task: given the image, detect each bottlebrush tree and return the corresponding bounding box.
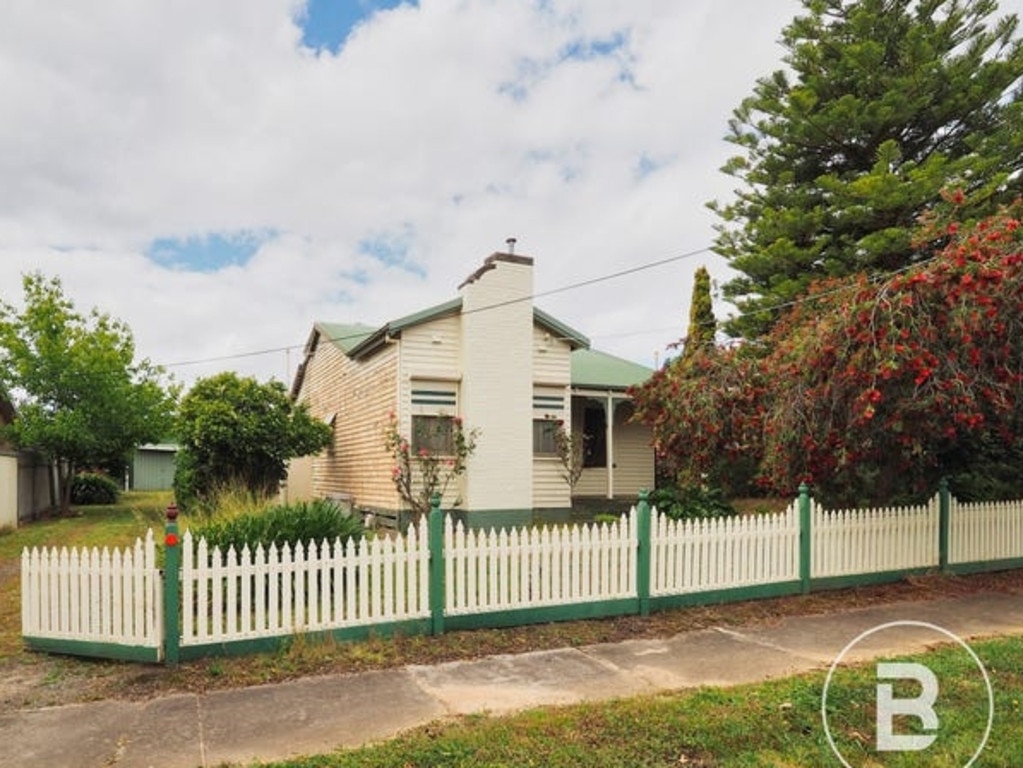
[634,200,1023,505]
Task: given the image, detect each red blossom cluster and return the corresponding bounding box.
[632,202,1023,504]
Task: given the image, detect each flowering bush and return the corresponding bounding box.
[384,413,479,521]
[633,199,1023,505]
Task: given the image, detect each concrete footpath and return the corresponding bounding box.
[3,592,1023,768]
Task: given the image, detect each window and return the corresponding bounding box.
[582,403,607,468]
[411,415,455,454]
[533,419,559,455]
[410,379,458,454]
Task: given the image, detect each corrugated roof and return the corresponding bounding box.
[534,307,589,349]
[316,322,377,354]
[322,299,591,361]
[571,348,652,391]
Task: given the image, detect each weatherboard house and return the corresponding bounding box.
[287,249,654,528]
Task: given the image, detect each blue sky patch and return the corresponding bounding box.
[635,153,672,180]
[358,228,425,277]
[146,230,275,272]
[298,0,415,55]
[499,29,634,102]
[559,30,628,62]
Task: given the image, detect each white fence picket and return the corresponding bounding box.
[812,497,938,578]
[179,519,430,646]
[444,511,635,616]
[21,530,161,649]
[650,503,799,595]
[950,497,1023,564]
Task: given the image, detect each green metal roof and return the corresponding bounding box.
[321,298,591,361]
[316,322,377,354]
[389,297,463,334]
[534,307,589,349]
[571,348,653,391]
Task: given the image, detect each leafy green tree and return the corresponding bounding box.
[680,266,716,365]
[174,372,332,511]
[0,273,177,512]
[710,0,1023,338]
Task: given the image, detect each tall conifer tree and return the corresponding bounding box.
[711,0,1023,338]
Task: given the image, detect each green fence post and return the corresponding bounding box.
[637,489,652,617]
[798,483,811,594]
[939,477,951,573]
[428,494,445,636]
[163,502,181,665]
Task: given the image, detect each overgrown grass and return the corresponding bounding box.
[261,636,1023,767]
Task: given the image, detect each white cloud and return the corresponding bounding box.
[2,0,1016,389]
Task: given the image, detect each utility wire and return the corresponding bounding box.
[161,244,715,369]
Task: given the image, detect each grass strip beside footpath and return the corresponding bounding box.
[262,636,1023,767]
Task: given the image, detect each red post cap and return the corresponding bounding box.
[166,503,179,521]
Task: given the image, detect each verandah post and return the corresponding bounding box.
[798,483,811,595]
[938,477,951,573]
[637,489,651,616]
[428,493,445,636]
[163,502,181,665]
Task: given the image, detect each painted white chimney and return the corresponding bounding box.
[458,250,534,517]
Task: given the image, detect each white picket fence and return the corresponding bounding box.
[21,530,161,649]
[812,497,939,578]
[179,522,430,646]
[651,504,799,595]
[22,494,1023,658]
[445,513,635,615]
[950,496,1023,565]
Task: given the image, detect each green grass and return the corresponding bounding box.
[261,636,1023,767]
[0,490,171,558]
[0,491,171,659]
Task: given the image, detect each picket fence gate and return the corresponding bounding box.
[21,484,1023,663]
[20,530,163,662]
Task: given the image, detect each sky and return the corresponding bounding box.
[3,0,1022,391]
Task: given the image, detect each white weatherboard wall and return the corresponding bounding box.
[459,254,534,514]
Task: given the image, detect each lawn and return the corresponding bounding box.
[260,636,1023,767]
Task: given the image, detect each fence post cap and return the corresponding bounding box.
[798,482,809,494]
[165,503,179,521]
[429,492,441,509]
[939,476,949,491]
[638,488,649,501]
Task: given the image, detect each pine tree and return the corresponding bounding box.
[710,0,1023,338]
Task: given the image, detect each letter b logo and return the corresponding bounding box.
[875,662,938,751]
[822,621,994,768]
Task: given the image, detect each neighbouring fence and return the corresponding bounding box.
[21,483,1023,663]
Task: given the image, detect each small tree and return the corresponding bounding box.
[552,421,586,494]
[384,413,478,522]
[679,266,716,365]
[174,372,332,511]
[0,273,177,512]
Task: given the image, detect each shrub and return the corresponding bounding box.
[650,484,736,521]
[71,472,120,505]
[188,499,365,553]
